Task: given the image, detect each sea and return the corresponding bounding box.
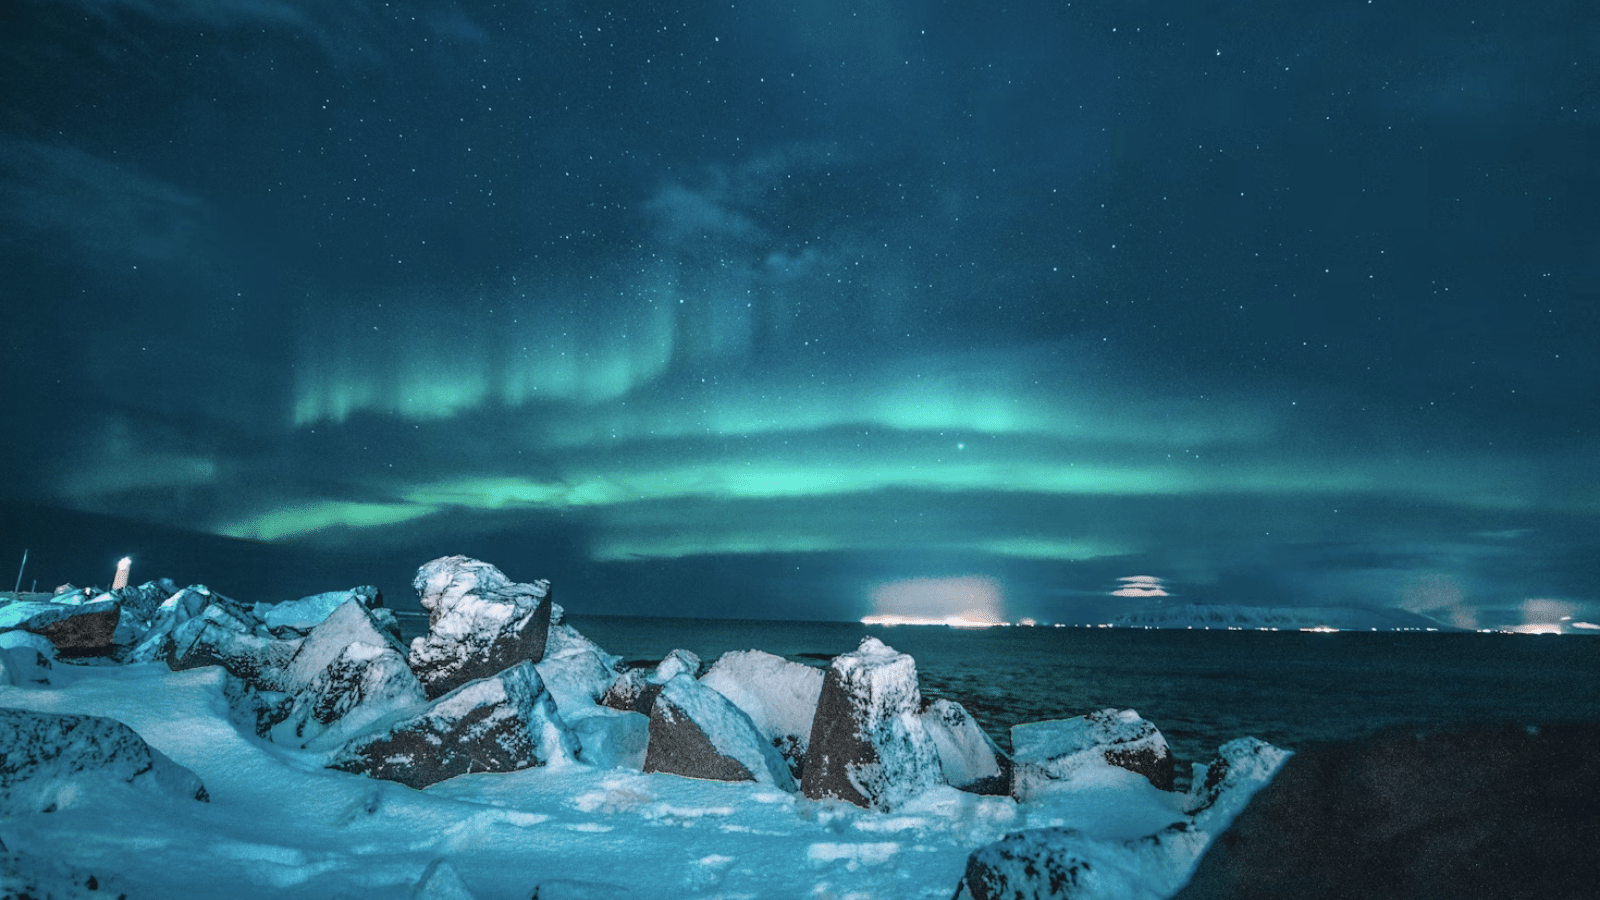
[398,613,1600,785]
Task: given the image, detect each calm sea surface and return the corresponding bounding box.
[401,613,1600,778]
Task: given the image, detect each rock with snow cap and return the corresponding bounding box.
[271,639,427,750]
[921,697,1009,794]
[953,822,1209,900]
[643,673,796,790]
[331,660,577,789]
[1011,708,1176,799]
[534,623,623,715]
[801,636,943,810]
[0,707,209,815]
[701,649,823,781]
[283,597,409,693]
[253,585,383,637]
[122,585,235,664]
[167,616,303,688]
[600,648,700,714]
[0,630,54,685]
[408,556,558,699]
[0,598,121,657]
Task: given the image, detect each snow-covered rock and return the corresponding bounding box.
[1182,737,1292,827]
[408,556,558,699]
[123,585,239,664]
[1011,709,1175,799]
[921,697,1008,794]
[600,648,701,714]
[167,617,302,688]
[331,660,577,789]
[952,822,1209,900]
[0,707,208,815]
[253,585,383,636]
[802,637,943,811]
[0,598,121,656]
[570,708,650,770]
[534,624,623,715]
[283,598,408,694]
[643,673,796,789]
[0,630,54,685]
[270,640,427,750]
[412,857,476,900]
[701,649,823,781]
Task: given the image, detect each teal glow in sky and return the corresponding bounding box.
[2,0,1597,628]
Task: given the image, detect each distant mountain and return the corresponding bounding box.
[1109,602,1460,632]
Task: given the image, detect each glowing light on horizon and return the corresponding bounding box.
[869,575,1005,625]
[111,556,131,591]
[1112,575,1168,597]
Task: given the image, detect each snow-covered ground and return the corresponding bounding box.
[0,651,1275,900]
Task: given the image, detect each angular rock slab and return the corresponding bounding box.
[1011,708,1176,799]
[921,697,1008,794]
[271,640,427,750]
[1173,722,1600,900]
[701,649,823,781]
[168,617,302,689]
[599,648,699,714]
[0,599,121,657]
[331,660,576,790]
[409,556,556,699]
[643,674,796,790]
[0,708,209,815]
[801,637,942,810]
[254,584,383,636]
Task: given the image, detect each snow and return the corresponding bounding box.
[0,580,1291,899]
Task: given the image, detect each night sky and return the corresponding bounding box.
[3,0,1597,628]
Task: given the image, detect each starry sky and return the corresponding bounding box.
[2,0,1597,628]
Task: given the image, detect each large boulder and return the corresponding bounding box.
[0,708,209,815]
[331,660,576,789]
[270,640,427,750]
[1011,708,1175,799]
[643,674,796,789]
[801,637,943,810]
[0,631,54,686]
[253,585,383,636]
[921,697,1008,794]
[408,556,556,699]
[123,585,237,664]
[701,649,823,781]
[0,599,121,657]
[1173,722,1600,900]
[534,624,623,716]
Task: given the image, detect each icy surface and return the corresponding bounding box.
[701,648,822,773]
[920,697,1003,789]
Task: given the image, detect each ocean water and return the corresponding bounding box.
[399,613,1600,781]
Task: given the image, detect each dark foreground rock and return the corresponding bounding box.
[0,707,209,814]
[802,637,943,810]
[700,649,823,783]
[331,660,576,789]
[1173,721,1600,900]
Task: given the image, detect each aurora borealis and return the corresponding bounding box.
[2,1,1597,627]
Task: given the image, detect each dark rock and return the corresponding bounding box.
[0,708,209,814]
[1011,708,1175,799]
[330,660,576,789]
[801,637,942,810]
[643,674,795,789]
[1173,721,1600,900]
[0,599,121,657]
[598,649,697,714]
[408,556,557,699]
